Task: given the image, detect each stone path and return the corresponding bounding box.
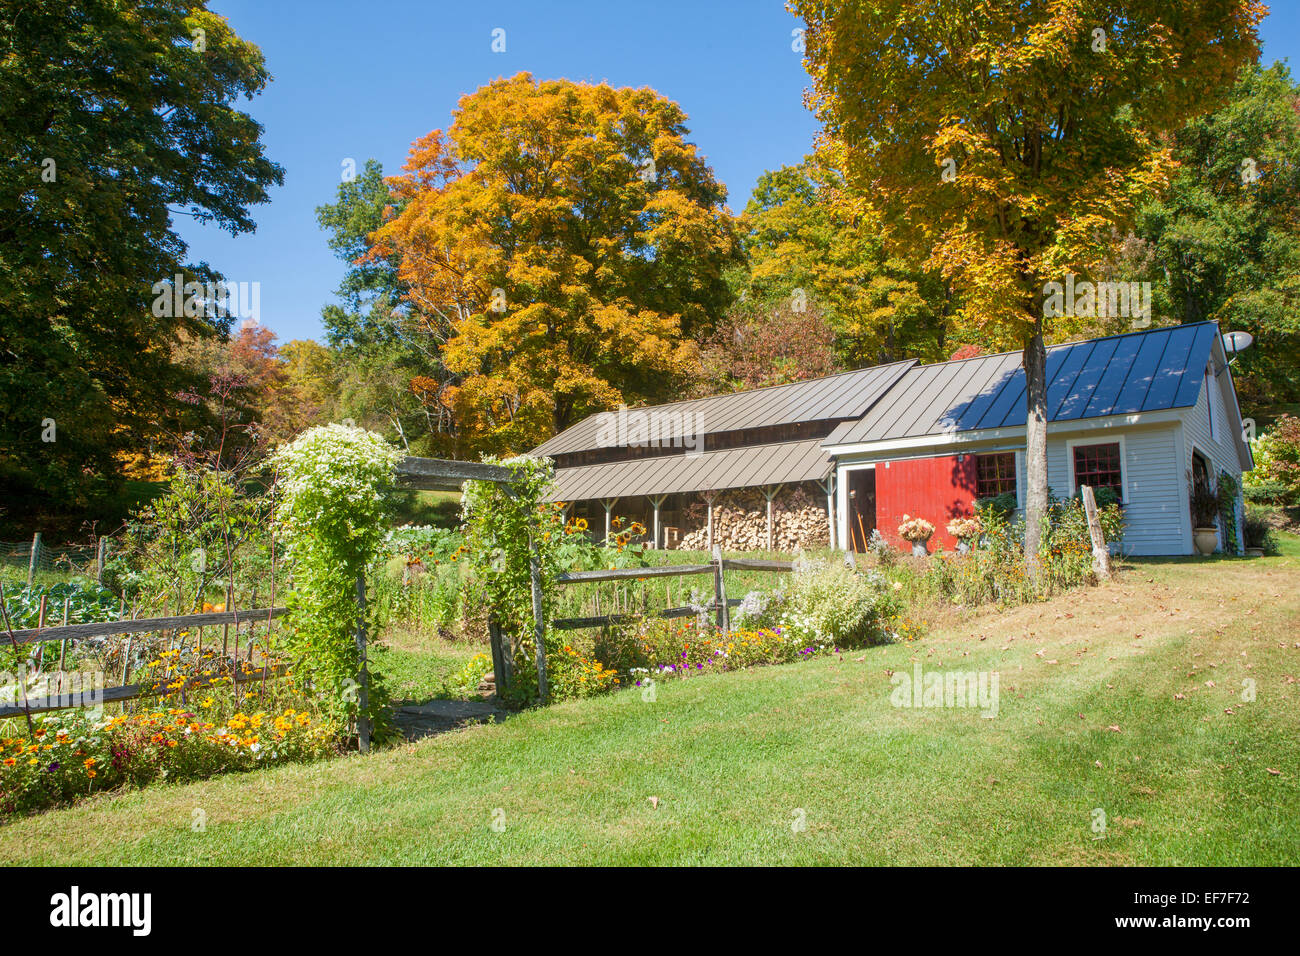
[393,698,509,740]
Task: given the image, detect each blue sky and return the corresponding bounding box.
[183,0,1300,345]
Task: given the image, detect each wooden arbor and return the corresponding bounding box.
[394,456,550,701]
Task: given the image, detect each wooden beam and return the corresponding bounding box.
[394,456,514,491]
[555,564,714,584]
[761,484,783,552]
[0,663,288,719]
[720,558,794,572]
[3,607,288,647]
[355,574,370,754]
[712,545,729,638]
[552,599,742,631]
[600,498,619,543]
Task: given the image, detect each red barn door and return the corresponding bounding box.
[875,455,979,550]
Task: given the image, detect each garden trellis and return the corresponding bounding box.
[393,456,552,702]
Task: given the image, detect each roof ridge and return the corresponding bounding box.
[598,357,920,415]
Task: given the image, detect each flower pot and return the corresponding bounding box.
[911,540,929,557]
[1193,527,1219,555]
[956,539,971,554]
[1245,547,1265,558]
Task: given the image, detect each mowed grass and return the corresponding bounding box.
[2,543,1298,865]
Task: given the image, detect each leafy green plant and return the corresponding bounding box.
[1242,506,1278,554]
[1245,415,1300,507]
[782,558,898,646]
[1217,471,1241,556]
[271,424,403,735]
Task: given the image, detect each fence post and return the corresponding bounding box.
[27,532,40,588]
[1080,485,1112,581]
[712,545,729,639]
[488,615,511,696]
[528,536,548,703]
[355,573,371,754]
[96,537,108,583]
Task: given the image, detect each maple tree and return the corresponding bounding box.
[741,154,958,367]
[792,0,1264,564]
[372,72,739,455]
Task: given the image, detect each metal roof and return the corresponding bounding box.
[823,323,1220,448]
[545,438,833,502]
[532,359,916,457]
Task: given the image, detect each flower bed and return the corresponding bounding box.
[1,705,337,816]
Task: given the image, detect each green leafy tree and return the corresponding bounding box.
[741,156,957,366]
[792,0,1264,565]
[1137,61,1300,406]
[0,0,282,525]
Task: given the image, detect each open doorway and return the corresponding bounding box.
[847,468,876,551]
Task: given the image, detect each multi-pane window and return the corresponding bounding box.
[1073,442,1123,498]
[975,452,1017,498]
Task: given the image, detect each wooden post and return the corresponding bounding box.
[528,536,548,703]
[27,532,40,588]
[96,537,108,583]
[1081,485,1112,580]
[355,573,371,754]
[704,492,715,552]
[819,477,837,550]
[712,545,729,639]
[761,485,783,553]
[56,599,68,695]
[488,616,511,697]
[649,495,667,550]
[601,498,619,544]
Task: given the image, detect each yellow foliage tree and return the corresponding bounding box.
[372,73,739,455]
[792,0,1264,562]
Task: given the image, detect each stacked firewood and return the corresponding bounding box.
[677,485,830,552]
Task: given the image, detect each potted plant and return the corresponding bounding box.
[1242,506,1275,558]
[1188,480,1220,555]
[947,515,982,554]
[898,515,935,556]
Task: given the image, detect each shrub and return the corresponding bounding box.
[1243,506,1279,554]
[271,424,403,732]
[445,652,494,698]
[1245,414,1300,506]
[782,559,898,646]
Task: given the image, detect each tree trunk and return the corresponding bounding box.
[1023,319,1049,574]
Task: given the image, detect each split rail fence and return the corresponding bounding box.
[0,606,287,720]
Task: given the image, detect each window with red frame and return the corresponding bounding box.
[1072,442,1123,498]
[975,452,1017,498]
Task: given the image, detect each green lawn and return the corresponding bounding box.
[1,542,1297,865]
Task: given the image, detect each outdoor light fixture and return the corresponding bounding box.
[1222,330,1253,366]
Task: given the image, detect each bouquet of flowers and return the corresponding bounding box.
[947,515,983,541]
[898,515,935,542]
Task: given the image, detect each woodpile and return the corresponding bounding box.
[677,484,830,552]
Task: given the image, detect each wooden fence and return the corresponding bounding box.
[0,606,287,719]
[550,547,794,641]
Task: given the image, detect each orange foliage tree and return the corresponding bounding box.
[372,73,739,455]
